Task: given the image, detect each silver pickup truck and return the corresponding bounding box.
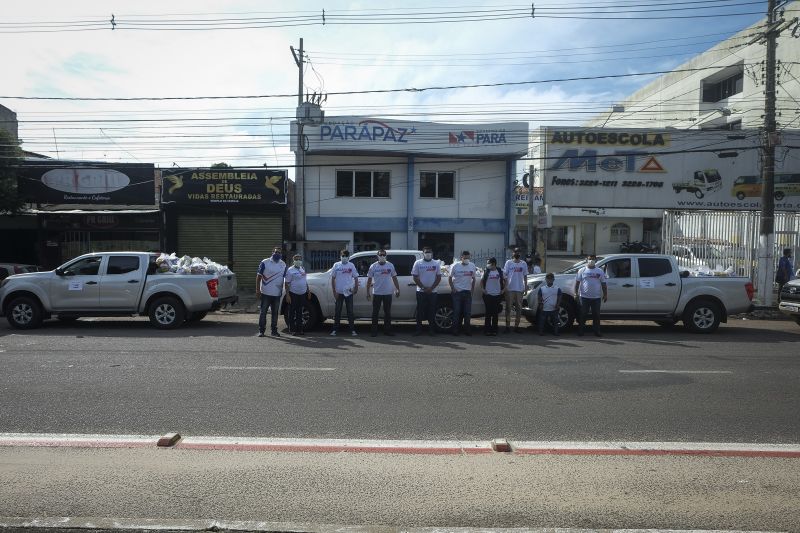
[0,252,237,330]
[522,254,755,333]
[288,249,486,331]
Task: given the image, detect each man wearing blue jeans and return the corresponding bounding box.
[449,250,477,336]
[330,249,359,336]
[256,247,286,337]
[537,272,562,336]
[574,256,608,337]
[412,247,442,336]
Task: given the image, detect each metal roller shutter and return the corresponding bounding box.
[177,214,229,266]
[233,214,283,289]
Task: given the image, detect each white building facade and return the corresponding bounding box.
[291,117,528,265]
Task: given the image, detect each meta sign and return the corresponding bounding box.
[540,126,800,211]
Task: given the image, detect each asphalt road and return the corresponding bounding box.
[1,314,798,442]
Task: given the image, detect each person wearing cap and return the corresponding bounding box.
[411,246,442,336]
[284,253,311,336]
[481,257,504,336]
[503,248,528,333]
[366,249,400,337]
[574,255,608,337]
[330,249,359,337]
[449,250,477,336]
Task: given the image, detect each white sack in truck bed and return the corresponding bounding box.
[155,252,233,275]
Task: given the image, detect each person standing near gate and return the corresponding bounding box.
[776,248,795,302]
[503,249,528,333]
[481,257,504,336]
[412,247,442,336]
[284,253,311,336]
[366,249,400,337]
[256,246,285,338]
[449,251,477,336]
[537,272,562,336]
[574,256,607,337]
[330,249,359,336]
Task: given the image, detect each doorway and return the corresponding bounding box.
[581,223,596,256]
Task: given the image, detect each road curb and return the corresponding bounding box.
[0,517,785,533]
[1,434,799,458]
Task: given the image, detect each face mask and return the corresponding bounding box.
[341,256,348,262]
[461,259,469,265]
[293,260,302,268]
[486,263,493,269]
[424,253,432,260]
[378,255,387,264]
[271,253,281,261]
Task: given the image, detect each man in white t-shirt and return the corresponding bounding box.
[503,249,528,333]
[330,249,359,336]
[256,246,286,337]
[411,246,442,336]
[537,272,562,336]
[449,250,477,336]
[574,256,608,337]
[284,253,311,336]
[366,249,400,337]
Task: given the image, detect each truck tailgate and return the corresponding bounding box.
[217,272,237,300]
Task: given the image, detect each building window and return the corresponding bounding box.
[547,226,575,253]
[420,171,455,199]
[610,223,630,243]
[702,71,743,103]
[336,170,390,198]
[354,231,391,253]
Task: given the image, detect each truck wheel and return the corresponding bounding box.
[683,300,721,334]
[148,296,185,329]
[736,192,746,200]
[775,191,785,201]
[694,190,704,199]
[6,296,44,330]
[557,301,575,330]
[433,299,454,332]
[186,311,207,322]
[283,300,320,331]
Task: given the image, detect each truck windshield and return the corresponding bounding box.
[706,170,722,183]
[560,257,605,274]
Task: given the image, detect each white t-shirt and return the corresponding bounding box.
[411,259,441,291]
[483,267,503,296]
[367,261,397,296]
[503,259,527,292]
[576,266,607,299]
[538,284,561,312]
[331,260,358,295]
[450,261,477,292]
[284,266,308,295]
[257,258,286,296]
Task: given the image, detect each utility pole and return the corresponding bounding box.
[758,0,779,306]
[526,165,534,256]
[290,39,305,247]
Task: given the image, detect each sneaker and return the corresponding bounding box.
[384,331,395,336]
[330,330,337,336]
[370,331,378,337]
[258,332,266,338]
[594,331,603,337]
[270,331,280,337]
[351,330,358,337]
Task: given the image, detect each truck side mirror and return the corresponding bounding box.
[679,270,690,278]
[55,268,64,276]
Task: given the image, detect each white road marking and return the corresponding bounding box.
[619,370,733,374]
[207,366,336,371]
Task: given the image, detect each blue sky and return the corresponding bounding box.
[0,1,767,169]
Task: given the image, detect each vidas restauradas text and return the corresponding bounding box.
[550,131,669,147]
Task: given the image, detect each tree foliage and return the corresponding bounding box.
[0,128,24,214]
[210,162,231,168]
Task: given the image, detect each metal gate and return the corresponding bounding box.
[662,210,800,281]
